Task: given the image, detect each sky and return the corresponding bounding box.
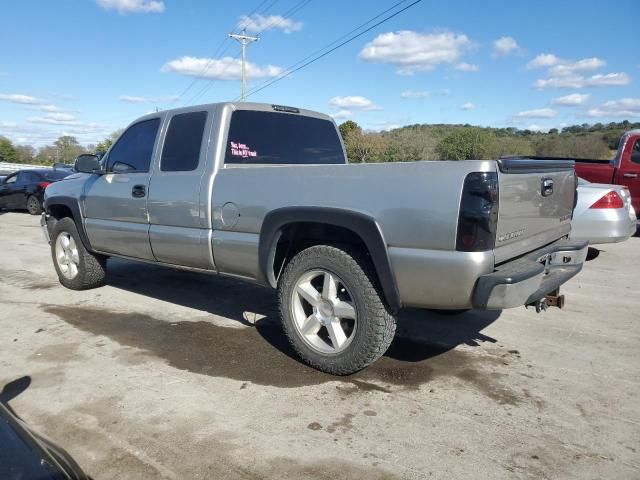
[0,0,639,147]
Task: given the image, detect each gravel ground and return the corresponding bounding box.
[0,211,638,479]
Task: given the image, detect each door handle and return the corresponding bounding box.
[623,173,638,178]
[131,185,146,198]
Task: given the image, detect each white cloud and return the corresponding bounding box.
[535,72,631,89]
[514,108,557,118]
[528,54,605,75]
[237,14,302,34]
[161,56,283,80]
[331,110,352,120]
[527,53,561,69]
[493,36,518,56]
[548,57,606,76]
[525,124,546,132]
[551,93,590,106]
[119,95,179,103]
[96,0,165,14]
[40,104,64,112]
[328,96,381,111]
[454,62,479,72]
[527,52,628,89]
[585,98,640,118]
[439,88,451,96]
[0,93,41,105]
[29,112,77,125]
[401,90,429,98]
[460,102,475,110]
[359,31,474,75]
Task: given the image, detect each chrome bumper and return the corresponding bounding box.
[472,239,589,310]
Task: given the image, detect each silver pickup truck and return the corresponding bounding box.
[42,102,588,374]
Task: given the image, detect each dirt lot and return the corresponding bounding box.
[0,211,638,479]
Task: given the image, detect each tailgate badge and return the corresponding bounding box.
[541,178,554,197]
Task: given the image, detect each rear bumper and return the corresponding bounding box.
[472,239,588,310]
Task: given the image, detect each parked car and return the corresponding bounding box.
[573,129,640,215]
[571,178,636,245]
[42,102,587,375]
[0,168,71,215]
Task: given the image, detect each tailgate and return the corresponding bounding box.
[494,158,576,264]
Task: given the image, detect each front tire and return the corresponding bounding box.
[278,245,397,375]
[50,217,106,290]
[26,195,42,215]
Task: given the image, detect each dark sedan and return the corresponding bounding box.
[0,168,72,215]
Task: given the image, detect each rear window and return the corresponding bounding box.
[224,110,344,165]
[161,111,207,172]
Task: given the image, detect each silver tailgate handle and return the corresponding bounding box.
[623,173,638,178]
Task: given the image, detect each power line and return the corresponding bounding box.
[242,0,412,98]
[241,0,422,100]
[170,0,276,106]
[189,0,311,105]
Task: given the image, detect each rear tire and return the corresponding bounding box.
[26,195,42,215]
[50,217,106,290]
[278,244,396,375]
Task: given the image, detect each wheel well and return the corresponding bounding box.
[272,222,370,284]
[47,204,74,221]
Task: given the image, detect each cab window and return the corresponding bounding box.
[161,111,207,172]
[107,118,160,173]
[4,174,17,184]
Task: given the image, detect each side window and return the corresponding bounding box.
[161,111,207,172]
[631,139,640,165]
[4,174,17,184]
[107,118,160,173]
[16,172,30,185]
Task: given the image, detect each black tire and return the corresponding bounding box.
[26,195,42,215]
[50,217,106,290]
[278,244,397,375]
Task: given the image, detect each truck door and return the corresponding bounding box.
[83,117,161,260]
[615,135,640,213]
[147,109,215,269]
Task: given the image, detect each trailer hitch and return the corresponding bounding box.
[526,289,565,313]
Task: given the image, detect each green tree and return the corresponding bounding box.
[95,130,123,154]
[54,135,86,163]
[435,128,495,160]
[15,145,36,164]
[343,129,387,163]
[338,120,360,140]
[0,136,18,163]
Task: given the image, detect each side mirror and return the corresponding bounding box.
[75,154,103,174]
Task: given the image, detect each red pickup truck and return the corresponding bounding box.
[574,129,640,215]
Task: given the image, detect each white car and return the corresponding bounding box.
[571,178,637,245]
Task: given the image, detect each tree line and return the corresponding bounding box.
[339,120,640,163]
[0,131,122,166]
[1,119,638,167]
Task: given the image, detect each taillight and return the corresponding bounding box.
[590,191,623,209]
[38,181,51,189]
[456,172,499,252]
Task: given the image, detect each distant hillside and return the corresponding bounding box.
[338,120,640,163]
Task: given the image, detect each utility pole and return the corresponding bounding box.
[228,29,259,101]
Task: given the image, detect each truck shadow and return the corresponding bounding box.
[105,258,501,367]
